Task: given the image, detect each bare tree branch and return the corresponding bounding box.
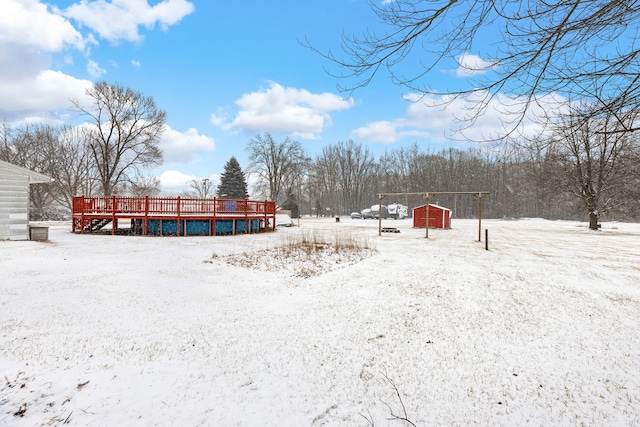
[305,0,640,137]
[71,81,166,196]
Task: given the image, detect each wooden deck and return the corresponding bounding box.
[72,196,277,236]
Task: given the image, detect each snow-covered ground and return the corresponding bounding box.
[1,217,639,426]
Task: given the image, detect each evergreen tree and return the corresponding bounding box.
[217,156,249,199]
[281,187,299,218]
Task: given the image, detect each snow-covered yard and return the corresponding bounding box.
[1,217,639,426]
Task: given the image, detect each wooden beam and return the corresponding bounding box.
[378,191,490,198]
[425,195,430,239]
[378,194,384,236]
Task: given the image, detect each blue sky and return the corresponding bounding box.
[1,0,529,195]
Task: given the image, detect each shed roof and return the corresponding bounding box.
[413,203,451,211]
[0,159,53,184]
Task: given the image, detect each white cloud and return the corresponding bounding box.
[352,91,567,144]
[221,82,354,138]
[158,170,219,195]
[0,1,92,119]
[63,0,196,43]
[86,59,106,78]
[350,119,430,145]
[158,170,195,193]
[131,60,141,67]
[159,126,216,164]
[0,70,91,115]
[410,91,567,141]
[210,108,227,127]
[0,1,194,124]
[455,53,498,77]
[351,121,398,144]
[0,0,86,51]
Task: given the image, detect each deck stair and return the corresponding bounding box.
[85,218,112,232]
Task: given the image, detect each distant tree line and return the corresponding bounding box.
[247,123,640,225]
[3,84,638,228]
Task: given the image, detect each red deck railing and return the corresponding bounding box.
[72,196,277,236]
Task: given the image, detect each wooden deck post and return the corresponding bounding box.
[212,197,217,236]
[177,196,181,236]
[80,196,85,234]
[111,195,116,235]
[144,196,149,236]
[244,199,248,234]
[475,192,483,242]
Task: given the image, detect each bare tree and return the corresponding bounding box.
[187,178,215,198]
[1,122,103,212]
[333,140,378,214]
[45,126,99,210]
[0,123,59,218]
[0,122,51,171]
[309,0,640,135]
[545,104,640,229]
[314,146,341,215]
[311,141,379,215]
[0,120,13,161]
[72,81,166,196]
[130,175,162,197]
[246,133,306,203]
[284,156,312,217]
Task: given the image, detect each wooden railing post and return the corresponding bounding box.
[244,199,248,234]
[177,196,181,236]
[111,195,116,235]
[213,197,218,236]
[144,196,149,236]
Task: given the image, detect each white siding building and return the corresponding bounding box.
[0,160,53,240]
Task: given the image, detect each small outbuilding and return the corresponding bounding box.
[0,160,53,240]
[413,203,451,229]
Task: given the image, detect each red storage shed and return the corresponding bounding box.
[413,204,451,229]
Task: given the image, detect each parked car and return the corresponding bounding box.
[360,208,373,219]
[350,212,362,219]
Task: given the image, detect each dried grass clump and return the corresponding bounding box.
[221,230,376,277]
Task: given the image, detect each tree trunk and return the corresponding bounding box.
[589,211,599,230]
